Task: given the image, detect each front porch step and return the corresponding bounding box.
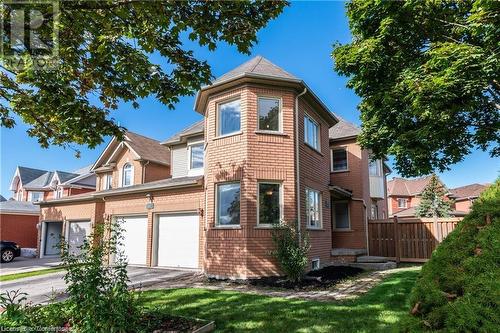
[348,261,397,271]
[356,256,390,263]
[331,248,367,257]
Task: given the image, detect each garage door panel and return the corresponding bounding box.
[68,221,91,255]
[117,216,148,266]
[157,213,199,269]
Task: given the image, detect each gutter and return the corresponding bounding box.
[295,87,307,243]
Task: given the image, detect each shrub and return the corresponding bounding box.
[59,220,140,333]
[406,180,500,331]
[271,222,310,282]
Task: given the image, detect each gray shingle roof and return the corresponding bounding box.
[0,195,7,202]
[0,200,39,214]
[329,118,361,140]
[72,164,93,175]
[55,171,80,183]
[124,131,171,165]
[162,120,205,145]
[18,167,48,186]
[24,171,54,188]
[213,56,297,84]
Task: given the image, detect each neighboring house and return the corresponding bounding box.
[37,56,386,278]
[329,119,390,259]
[9,165,96,202]
[0,200,39,248]
[449,183,490,214]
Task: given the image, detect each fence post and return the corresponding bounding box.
[433,215,442,243]
[393,216,400,264]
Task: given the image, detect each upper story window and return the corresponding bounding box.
[258,182,282,225]
[218,99,241,137]
[189,143,204,170]
[30,191,44,202]
[331,148,348,172]
[304,114,320,150]
[333,201,350,229]
[55,187,63,199]
[258,97,281,132]
[216,182,240,226]
[306,188,321,228]
[369,159,382,176]
[17,190,23,201]
[104,174,113,190]
[122,163,133,187]
[397,198,408,208]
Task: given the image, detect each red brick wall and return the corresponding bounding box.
[389,196,413,215]
[144,162,170,183]
[0,213,39,248]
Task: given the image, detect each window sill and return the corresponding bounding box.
[213,131,243,141]
[254,225,275,229]
[331,169,349,174]
[213,225,241,230]
[255,130,287,136]
[304,143,324,156]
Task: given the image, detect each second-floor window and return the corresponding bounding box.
[30,191,43,202]
[304,115,320,150]
[258,97,280,132]
[398,198,408,208]
[216,182,240,226]
[189,143,204,169]
[218,99,241,136]
[105,174,113,190]
[122,163,133,187]
[332,148,348,172]
[17,190,23,201]
[306,188,321,228]
[55,187,63,199]
[369,159,382,176]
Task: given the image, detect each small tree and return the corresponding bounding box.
[271,222,310,283]
[416,174,453,218]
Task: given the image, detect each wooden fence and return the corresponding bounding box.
[368,217,462,262]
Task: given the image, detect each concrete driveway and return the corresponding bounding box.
[0,266,195,304]
[0,257,62,275]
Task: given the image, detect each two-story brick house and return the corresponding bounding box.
[37,56,389,277]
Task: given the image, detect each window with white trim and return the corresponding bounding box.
[306,188,321,228]
[331,148,348,171]
[397,198,408,208]
[333,201,350,229]
[122,163,133,187]
[189,143,204,169]
[258,182,282,225]
[217,99,241,136]
[258,97,280,132]
[56,187,63,199]
[104,174,113,190]
[304,115,320,150]
[216,182,241,226]
[30,191,44,202]
[17,190,23,201]
[369,159,382,176]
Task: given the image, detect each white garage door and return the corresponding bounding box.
[117,216,148,266]
[157,213,199,269]
[68,221,91,255]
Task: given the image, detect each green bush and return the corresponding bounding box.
[271,222,310,282]
[406,180,500,332]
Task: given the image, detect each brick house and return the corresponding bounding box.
[0,199,39,248]
[448,183,490,213]
[37,56,389,278]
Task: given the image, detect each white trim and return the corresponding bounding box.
[121,163,134,187]
[104,173,113,190]
[9,168,22,191]
[332,200,351,230]
[29,191,44,202]
[257,181,283,226]
[305,187,322,229]
[91,137,118,171]
[304,113,321,152]
[331,147,349,172]
[257,96,282,133]
[216,98,242,138]
[397,198,408,208]
[215,181,241,227]
[187,141,204,177]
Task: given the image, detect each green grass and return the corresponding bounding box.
[140,267,421,333]
[0,267,64,282]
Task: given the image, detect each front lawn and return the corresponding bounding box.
[0,267,64,282]
[140,267,420,333]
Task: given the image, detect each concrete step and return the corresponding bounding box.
[349,261,397,271]
[356,256,389,263]
[331,248,367,257]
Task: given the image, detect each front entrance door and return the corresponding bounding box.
[44,222,63,256]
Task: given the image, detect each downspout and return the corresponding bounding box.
[351,197,369,255]
[295,88,307,243]
[141,160,150,183]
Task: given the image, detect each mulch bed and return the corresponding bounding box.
[209,266,364,291]
[142,312,211,333]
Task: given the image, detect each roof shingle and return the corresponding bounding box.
[124,131,171,165]
[387,176,438,196]
[329,118,361,140]
[449,183,490,199]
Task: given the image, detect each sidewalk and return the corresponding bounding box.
[0,257,62,276]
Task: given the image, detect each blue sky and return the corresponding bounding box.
[0,1,498,198]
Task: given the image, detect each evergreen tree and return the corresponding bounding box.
[416,174,453,218]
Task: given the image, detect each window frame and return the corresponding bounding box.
[216,98,242,138]
[369,159,382,176]
[122,163,133,187]
[397,198,408,208]
[104,174,113,190]
[257,96,282,133]
[29,191,44,202]
[188,141,204,170]
[304,113,320,151]
[55,187,63,199]
[215,181,241,227]
[257,181,283,226]
[333,200,351,230]
[331,147,348,172]
[370,202,379,220]
[305,188,322,229]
